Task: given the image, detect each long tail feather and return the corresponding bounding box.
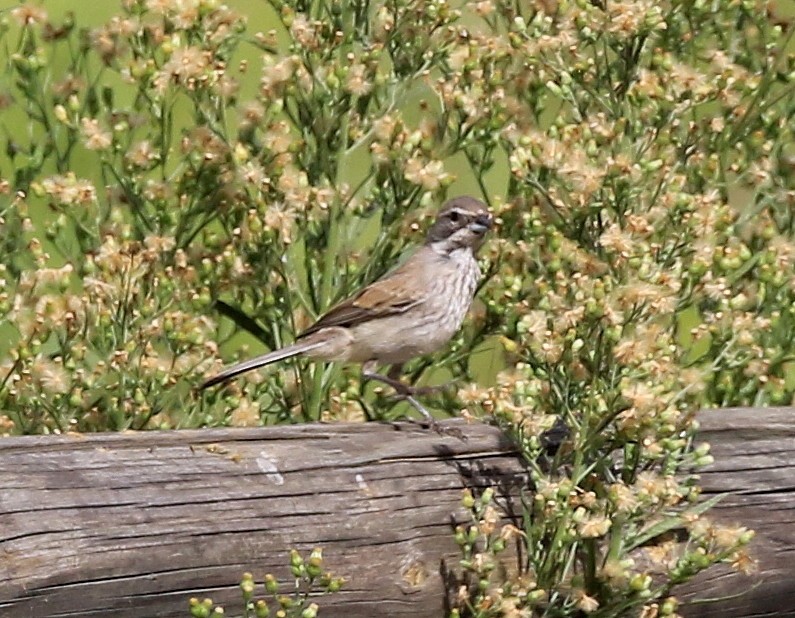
[200,340,325,389]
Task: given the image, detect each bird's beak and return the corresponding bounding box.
[469,213,493,235]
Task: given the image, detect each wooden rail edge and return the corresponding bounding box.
[0,407,793,617]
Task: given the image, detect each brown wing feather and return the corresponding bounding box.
[298,265,425,339]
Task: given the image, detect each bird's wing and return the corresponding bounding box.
[299,265,427,338]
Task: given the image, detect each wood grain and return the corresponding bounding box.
[681,407,795,617]
[0,408,791,617]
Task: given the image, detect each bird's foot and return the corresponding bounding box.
[369,372,457,398]
[404,395,467,441]
[364,371,465,440]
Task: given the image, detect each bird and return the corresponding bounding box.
[201,196,492,434]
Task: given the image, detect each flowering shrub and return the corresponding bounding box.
[0,0,792,615]
[189,548,345,618]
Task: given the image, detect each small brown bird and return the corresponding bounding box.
[201,196,492,432]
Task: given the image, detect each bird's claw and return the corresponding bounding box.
[404,394,466,441]
[427,420,467,441]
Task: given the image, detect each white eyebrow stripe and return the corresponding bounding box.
[449,208,475,217]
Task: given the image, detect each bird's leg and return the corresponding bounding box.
[386,363,404,382]
[383,364,456,397]
[371,364,440,401]
[363,362,464,439]
[364,366,432,420]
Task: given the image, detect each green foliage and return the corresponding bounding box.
[188,548,344,618]
[0,0,793,614]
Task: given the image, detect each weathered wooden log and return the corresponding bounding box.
[0,408,792,617]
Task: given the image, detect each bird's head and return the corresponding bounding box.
[426,196,493,254]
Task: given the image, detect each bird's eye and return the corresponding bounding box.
[448,211,460,223]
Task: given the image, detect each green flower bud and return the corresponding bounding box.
[660,597,677,615]
[277,595,293,609]
[545,80,563,97]
[307,548,323,578]
[301,603,318,618]
[629,573,651,591]
[239,573,255,599]
[255,600,270,618]
[264,574,279,594]
[189,598,214,618]
[326,576,344,592]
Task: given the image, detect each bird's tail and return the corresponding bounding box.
[200,339,326,389]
